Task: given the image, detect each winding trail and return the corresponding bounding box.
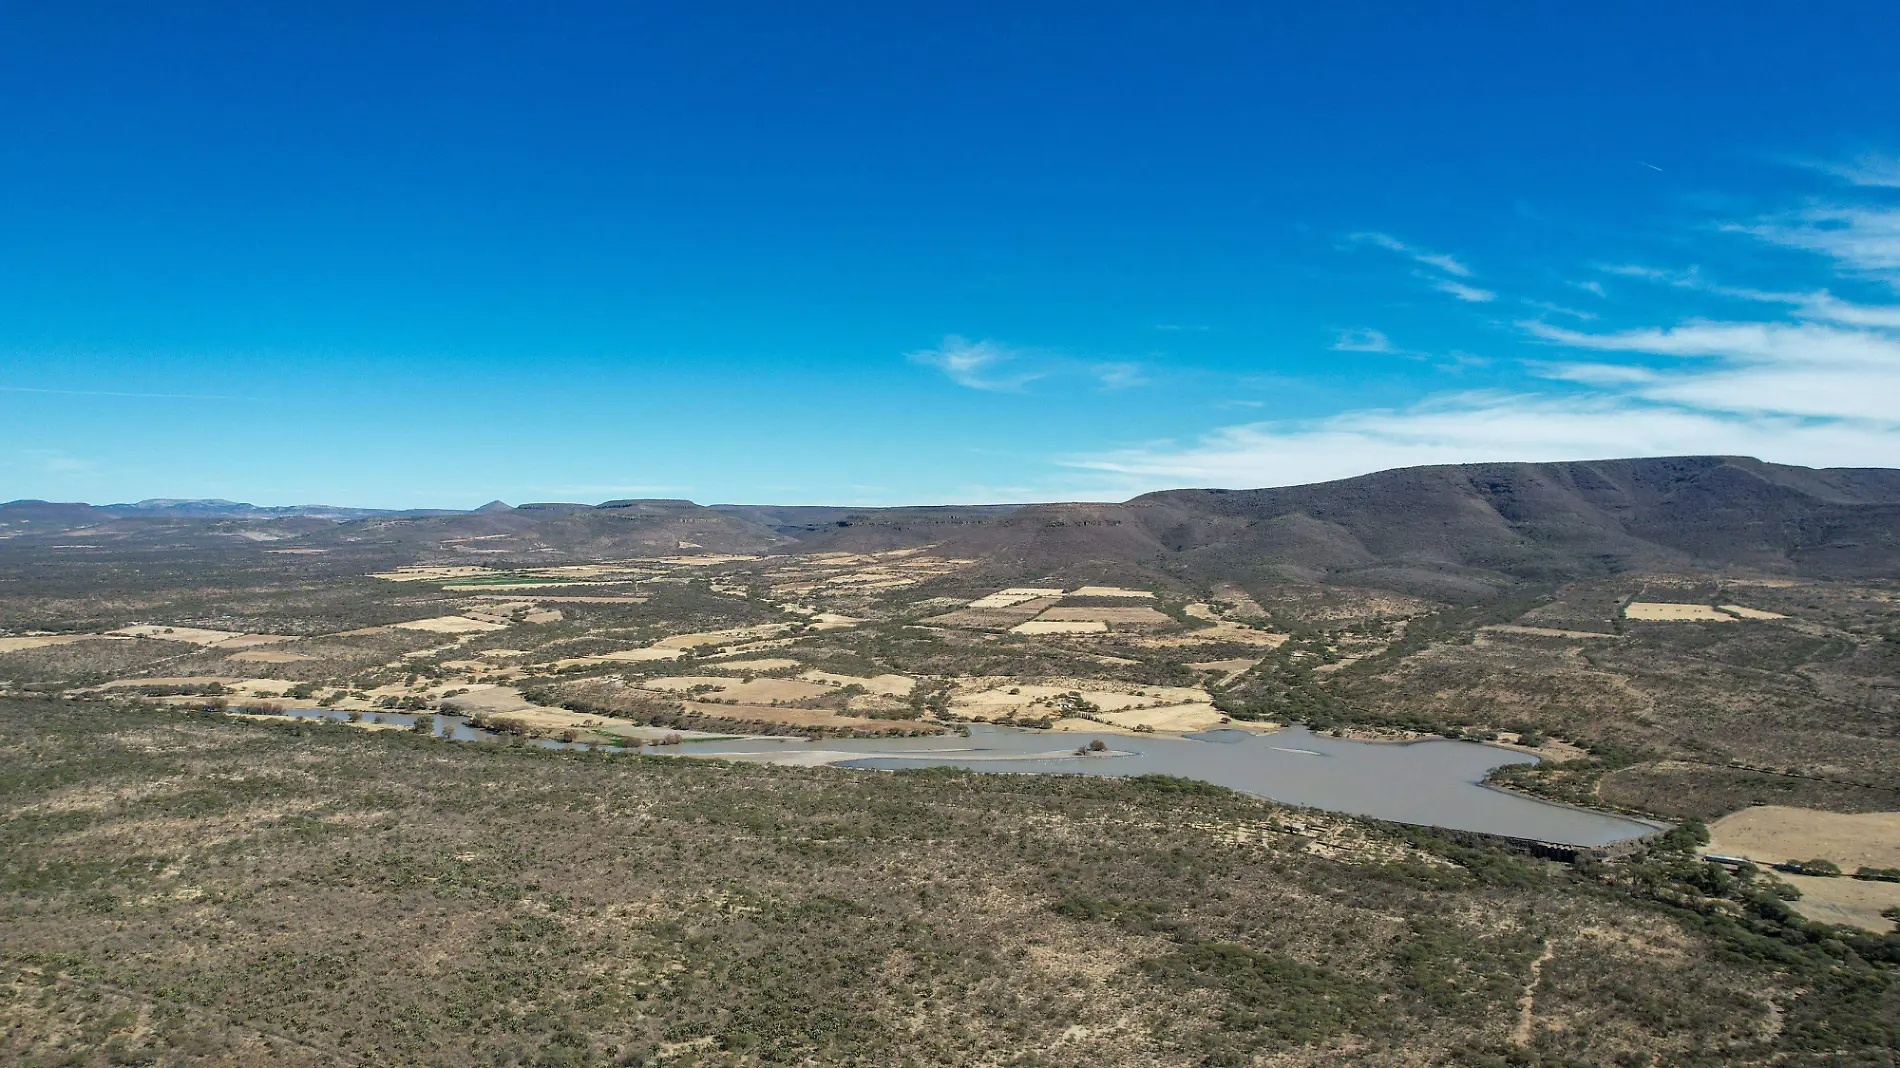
[1513,939,1556,1046]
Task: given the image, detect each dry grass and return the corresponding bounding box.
[0,634,133,653]
[800,670,916,697]
[1705,806,1900,870]
[1777,872,1900,932]
[1095,702,1226,732]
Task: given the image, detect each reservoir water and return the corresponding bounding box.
[266,709,1657,846]
[665,724,1662,847]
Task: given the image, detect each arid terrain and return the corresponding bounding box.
[4,456,1899,1064]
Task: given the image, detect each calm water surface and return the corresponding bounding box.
[667,724,1660,847]
[267,709,1655,846]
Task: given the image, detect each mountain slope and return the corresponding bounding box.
[906,456,1900,596]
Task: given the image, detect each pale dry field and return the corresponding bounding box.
[966,588,1065,609]
[1010,619,1105,634]
[372,566,500,582]
[392,615,510,634]
[108,625,292,646]
[551,648,684,668]
[224,649,317,663]
[1706,806,1900,870]
[1624,602,1733,622]
[472,594,649,604]
[1096,702,1226,732]
[1718,604,1788,619]
[678,700,899,731]
[949,680,1210,722]
[652,623,794,649]
[1068,586,1154,598]
[1036,605,1175,626]
[715,657,801,672]
[1777,872,1900,932]
[0,634,132,652]
[800,669,916,696]
[638,676,835,704]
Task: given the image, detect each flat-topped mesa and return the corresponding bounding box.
[594,498,703,510]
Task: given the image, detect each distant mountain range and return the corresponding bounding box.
[7,456,1899,596]
[0,499,459,520]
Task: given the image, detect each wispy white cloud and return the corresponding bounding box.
[1431,279,1497,303]
[1521,319,1900,371]
[1521,319,1900,422]
[907,336,1044,392]
[1091,362,1147,389]
[1331,328,1398,353]
[1152,323,1210,332]
[1523,299,1596,320]
[1813,154,1900,189]
[908,336,1147,393]
[1349,232,1472,276]
[1595,263,1900,327]
[1059,154,1900,494]
[1733,204,1900,288]
[1062,394,1900,492]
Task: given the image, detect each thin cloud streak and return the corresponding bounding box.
[908,336,1146,393]
[1349,232,1472,276]
[1432,279,1497,303]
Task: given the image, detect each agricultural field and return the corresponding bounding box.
[4,483,1900,1063]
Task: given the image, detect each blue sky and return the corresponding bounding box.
[5,4,1900,508]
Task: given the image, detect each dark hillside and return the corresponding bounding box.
[904,457,1900,597]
